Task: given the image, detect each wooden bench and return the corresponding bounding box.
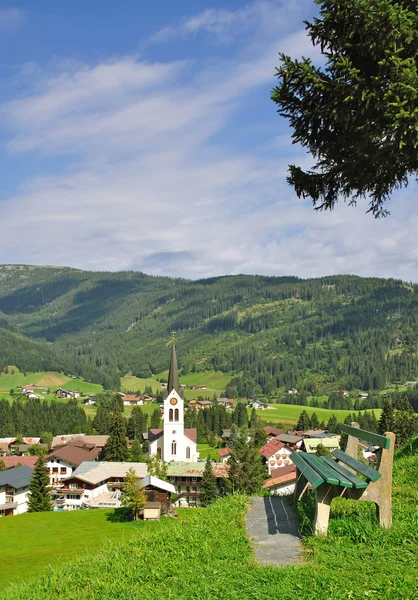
[290,423,395,535]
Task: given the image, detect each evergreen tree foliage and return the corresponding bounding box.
[327,414,338,433]
[120,467,147,521]
[27,456,53,512]
[100,409,128,461]
[296,410,310,431]
[226,438,266,495]
[229,424,241,450]
[309,412,320,429]
[150,408,161,429]
[315,443,332,458]
[200,457,218,507]
[379,399,395,434]
[127,407,148,440]
[130,438,145,462]
[271,0,418,216]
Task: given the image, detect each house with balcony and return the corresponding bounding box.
[167,461,228,507]
[46,445,100,486]
[259,439,292,474]
[0,466,33,516]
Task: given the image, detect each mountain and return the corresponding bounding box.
[0,264,417,396]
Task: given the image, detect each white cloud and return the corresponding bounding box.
[0,0,417,282]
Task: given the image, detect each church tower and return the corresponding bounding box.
[163,343,186,462]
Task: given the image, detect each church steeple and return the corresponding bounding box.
[167,340,180,395]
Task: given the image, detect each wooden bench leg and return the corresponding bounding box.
[314,485,334,536]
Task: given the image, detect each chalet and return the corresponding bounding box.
[21,390,41,399]
[302,436,341,454]
[123,394,144,406]
[0,437,41,455]
[216,448,233,464]
[263,464,297,496]
[216,398,234,409]
[55,388,80,399]
[357,392,369,399]
[247,400,268,410]
[0,466,33,516]
[259,439,292,474]
[194,400,213,410]
[404,381,417,388]
[167,461,228,507]
[275,433,303,450]
[46,445,100,486]
[287,388,298,395]
[83,397,96,405]
[54,461,148,510]
[51,434,109,451]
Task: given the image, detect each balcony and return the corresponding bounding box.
[0,500,17,510]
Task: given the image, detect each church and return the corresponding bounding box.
[147,344,199,462]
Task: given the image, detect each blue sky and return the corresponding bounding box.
[0,1,416,281]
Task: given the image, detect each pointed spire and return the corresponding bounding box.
[167,341,180,395]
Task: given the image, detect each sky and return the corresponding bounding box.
[0,0,416,282]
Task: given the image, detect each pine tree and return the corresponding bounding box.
[296,409,310,431]
[200,456,218,507]
[226,438,266,495]
[121,467,147,521]
[229,423,240,449]
[327,414,338,433]
[379,399,394,434]
[131,438,145,462]
[100,409,129,461]
[309,412,320,429]
[28,456,53,512]
[150,408,161,429]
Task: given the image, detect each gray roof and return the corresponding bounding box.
[0,465,33,489]
[167,344,180,395]
[69,461,148,485]
[276,433,303,444]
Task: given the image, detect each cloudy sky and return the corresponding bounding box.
[0,0,416,281]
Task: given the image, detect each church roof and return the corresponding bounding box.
[167,344,180,395]
[146,428,197,444]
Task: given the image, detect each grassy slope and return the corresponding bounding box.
[3,450,417,599]
[0,368,103,396]
[121,370,230,400]
[251,404,382,425]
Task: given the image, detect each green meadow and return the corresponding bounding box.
[2,445,417,599]
[252,404,382,426]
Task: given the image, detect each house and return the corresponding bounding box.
[123,394,145,406]
[83,397,96,406]
[216,398,234,409]
[275,433,303,450]
[294,429,327,438]
[302,436,341,453]
[264,426,285,440]
[0,439,15,455]
[0,456,38,469]
[46,445,100,486]
[357,392,369,399]
[21,390,42,399]
[55,388,81,399]
[404,381,417,388]
[194,400,213,410]
[167,461,228,507]
[18,443,48,455]
[0,466,33,516]
[147,345,199,463]
[259,439,292,474]
[287,388,298,395]
[54,461,148,510]
[248,400,268,410]
[216,448,233,464]
[263,464,297,496]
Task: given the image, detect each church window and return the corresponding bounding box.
[172,441,177,455]
[186,447,191,459]
[174,408,179,421]
[169,408,173,422]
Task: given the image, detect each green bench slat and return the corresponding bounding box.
[321,456,368,489]
[301,453,344,486]
[290,451,324,489]
[333,449,382,482]
[339,424,391,450]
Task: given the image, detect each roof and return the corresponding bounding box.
[295,429,327,437]
[264,426,284,437]
[69,461,148,485]
[195,400,213,406]
[51,435,109,450]
[276,433,303,445]
[47,445,100,467]
[167,461,228,478]
[0,443,10,454]
[259,439,286,459]
[263,464,297,489]
[0,456,38,469]
[0,465,33,489]
[167,344,180,395]
[303,437,340,453]
[144,502,161,509]
[184,428,197,443]
[140,475,176,494]
[216,448,233,458]
[84,490,121,508]
[123,394,143,401]
[148,429,164,443]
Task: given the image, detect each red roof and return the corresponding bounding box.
[184,428,197,443]
[216,448,233,458]
[263,464,297,489]
[259,438,286,459]
[1,456,38,469]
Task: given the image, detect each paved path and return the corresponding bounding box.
[245,496,303,567]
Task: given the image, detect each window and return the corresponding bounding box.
[191,477,197,482]
[186,447,190,459]
[70,484,78,489]
[171,441,177,455]
[52,467,59,473]
[60,468,67,474]
[174,408,179,421]
[169,408,173,422]
[193,487,197,492]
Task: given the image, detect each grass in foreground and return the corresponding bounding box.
[2,450,417,599]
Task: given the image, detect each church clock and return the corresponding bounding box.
[170,397,178,405]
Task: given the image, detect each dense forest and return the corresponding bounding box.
[1,265,418,397]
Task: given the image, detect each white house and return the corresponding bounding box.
[0,466,33,516]
[147,345,199,463]
[46,445,100,486]
[259,439,292,474]
[263,465,297,496]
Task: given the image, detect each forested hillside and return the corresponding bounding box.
[1,265,418,396]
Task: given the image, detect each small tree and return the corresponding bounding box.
[121,467,147,521]
[315,443,332,458]
[131,438,145,462]
[147,454,168,481]
[296,410,310,431]
[200,456,218,507]
[309,412,320,429]
[378,399,394,434]
[226,438,266,495]
[150,408,161,429]
[28,456,53,512]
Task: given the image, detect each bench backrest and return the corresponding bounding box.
[339,424,391,450]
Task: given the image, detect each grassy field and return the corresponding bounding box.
[197,443,219,461]
[252,403,382,426]
[2,446,417,599]
[0,367,103,397]
[121,370,230,400]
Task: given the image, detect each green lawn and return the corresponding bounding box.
[251,403,381,425]
[122,370,231,400]
[3,449,417,599]
[0,367,103,396]
[197,443,219,461]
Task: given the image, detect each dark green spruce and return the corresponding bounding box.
[27,456,53,512]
